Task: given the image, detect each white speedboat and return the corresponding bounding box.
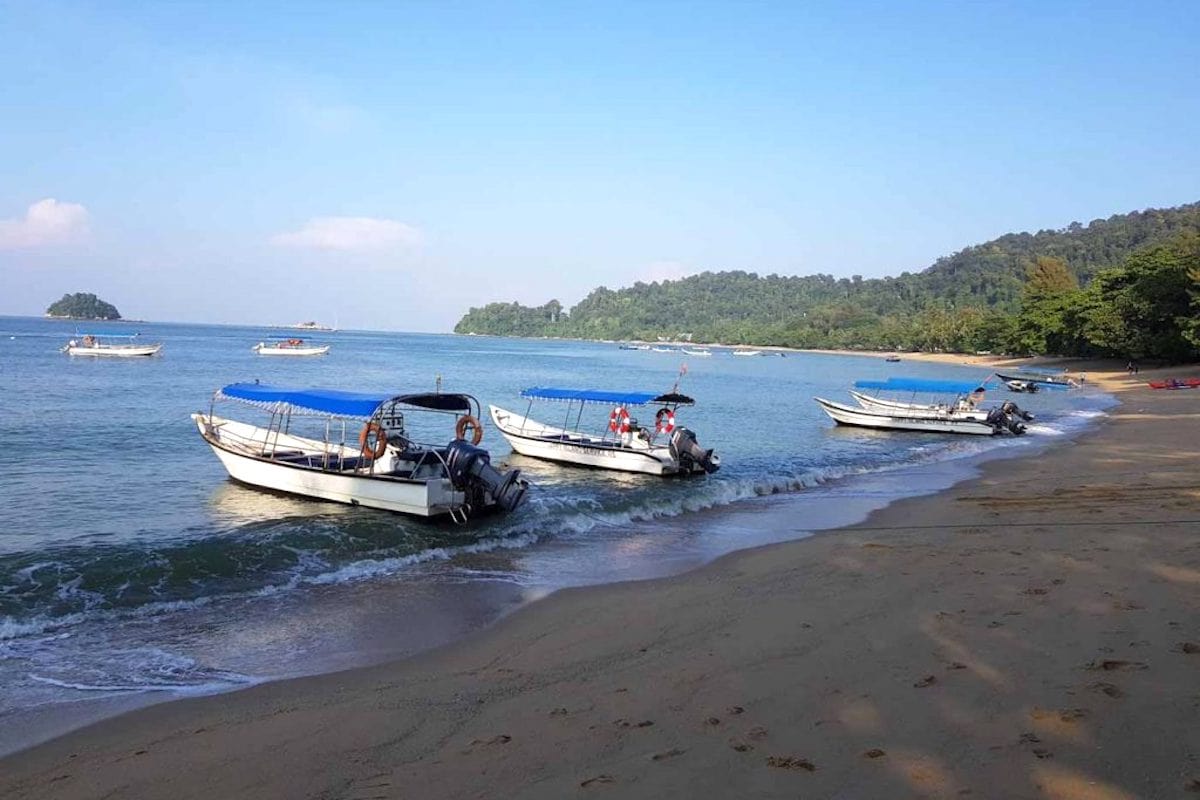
[815,397,1002,435]
[193,383,527,520]
[490,387,719,476]
[63,333,162,357]
[253,338,330,356]
[732,349,761,357]
[848,377,996,422]
[681,348,713,357]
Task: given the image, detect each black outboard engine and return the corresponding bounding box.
[1000,400,1034,422]
[669,427,720,474]
[444,440,528,512]
[986,403,1028,435]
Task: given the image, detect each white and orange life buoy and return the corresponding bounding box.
[655,408,675,435]
[609,406,631,434]
[359,422,388,459]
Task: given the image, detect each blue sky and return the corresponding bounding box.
[2,1,1198,330]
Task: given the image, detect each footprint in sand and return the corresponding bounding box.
[726,705,745,715]
[1031,708,1089,724]
[863,749,887,759]
[914,675,937,688]
[766,756,816,771]
[1088,682,1125,698]
[704,716,721,726]
[651,748,686,761]
[747,726,769,741]
[729,741,753,752]
[1175,642,1200,654]
[580,775,615,788]
[1085,659,1148,671]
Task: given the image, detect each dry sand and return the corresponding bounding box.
[2,362,1198,799]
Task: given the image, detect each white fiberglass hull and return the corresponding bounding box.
[253,345,330,356]
[192,414,462,516]
[732,350,761,356]
[848,390,988,421]
[815,397,997,435]
[65,344,162,357]
[490,405,690,475]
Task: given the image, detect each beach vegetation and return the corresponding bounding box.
[455,202,1200,361]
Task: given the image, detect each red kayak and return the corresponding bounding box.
[1148,378,1200,390]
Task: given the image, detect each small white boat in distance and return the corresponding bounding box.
[681,347,712,357]
[193,383,527,520]
[63,333,162,357]
[253,338,330,356]
[490,387,719,476]
[731,349,762,357]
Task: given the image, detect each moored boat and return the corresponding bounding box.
[1148,378,1200,390]
[490,387,719,476]
[994,371,1076,388]
[731,349,761,357]
[62,333,162,357]
[681,347,713,356]
[253,338,330,356]
[193,383,528,520]
[848,378,1002,422]
[811,398,1027,434]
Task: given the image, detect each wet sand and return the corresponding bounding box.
[2,362,1198,799]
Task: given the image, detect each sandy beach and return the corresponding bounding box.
[2,360,1197,799]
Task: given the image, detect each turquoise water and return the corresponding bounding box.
[0,316,1112,747]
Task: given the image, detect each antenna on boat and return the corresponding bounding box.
[672,362,688,393]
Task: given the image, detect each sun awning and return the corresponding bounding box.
[854,377,988,394]
[218,384,393,418]
[520,387,692,406]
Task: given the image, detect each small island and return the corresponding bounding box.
[45,292,121,320]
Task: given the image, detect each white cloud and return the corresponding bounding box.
[0,198,90,249]
[270,216,423,251]
[642,260,698,284]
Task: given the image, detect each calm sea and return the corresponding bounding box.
[0,316,1112,752]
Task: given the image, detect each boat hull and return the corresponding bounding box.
[65,344,162,357]
[192,415,462,516]
[490,405,697,475]
[815,398,998,435]
[253,345,330,356]
[848,390,988,421]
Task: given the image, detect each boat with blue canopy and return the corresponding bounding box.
[817,375,1032,435]
[489,386,719,475]
[62,332,162,357]
[192,382,528,520]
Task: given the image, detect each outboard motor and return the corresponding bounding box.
[986,404,1028,435]
[444,440,528,512]
[1000,400,1035,422]
[669,427,720,473]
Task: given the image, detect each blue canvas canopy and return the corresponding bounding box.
[854,377,987,394]
[218,383,474,418]
[520,387,693,406]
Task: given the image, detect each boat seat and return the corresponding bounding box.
[269,452,371,471]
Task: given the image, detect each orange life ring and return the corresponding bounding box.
[655,408,675,434]
[455,414,483,445]
[609,406,631,434]
[359,422,388,459]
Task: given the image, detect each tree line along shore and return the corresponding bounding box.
[456,202,1200,363]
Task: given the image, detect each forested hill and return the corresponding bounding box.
[45,292,121,320]
[454,202,1200,352]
